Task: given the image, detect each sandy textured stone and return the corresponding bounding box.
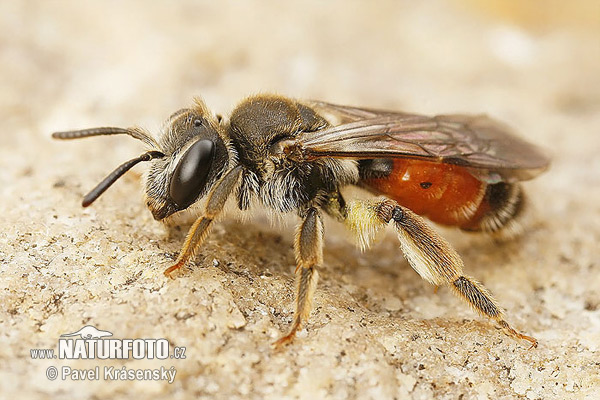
[1,1,599,399]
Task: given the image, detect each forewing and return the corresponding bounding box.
[299,101,550,183]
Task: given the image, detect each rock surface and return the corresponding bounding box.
[1,1,599,399]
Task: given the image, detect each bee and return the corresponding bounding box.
[53,94,550,348]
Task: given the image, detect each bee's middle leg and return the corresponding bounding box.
[273,207,322,347]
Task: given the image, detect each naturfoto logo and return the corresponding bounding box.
[30,324,186,383]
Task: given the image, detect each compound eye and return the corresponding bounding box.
[169,139,215,209]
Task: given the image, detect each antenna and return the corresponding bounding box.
[81,151,164,207]
[52,127,159,148]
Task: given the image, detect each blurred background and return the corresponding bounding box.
[1,0,598,143]
[1,1,599,399]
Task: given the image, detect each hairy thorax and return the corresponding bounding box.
[258,158,358,213]
[227,94,358,214]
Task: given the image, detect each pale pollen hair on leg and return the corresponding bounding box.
[364,197,537,347]
[343,199,389,251]
[392,206,464,286]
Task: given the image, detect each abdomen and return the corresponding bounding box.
[359,159,524,234]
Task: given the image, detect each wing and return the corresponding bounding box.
[294,101,551,183]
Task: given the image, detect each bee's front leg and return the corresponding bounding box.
[273,207,323,347]
[164,166,242,278]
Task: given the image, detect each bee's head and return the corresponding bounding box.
[53,98,230,220]
[145,100,229,220]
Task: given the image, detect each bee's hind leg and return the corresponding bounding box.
[273,207,322,347]
[344,197,537,348]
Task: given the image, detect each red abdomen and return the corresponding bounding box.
[362,159,486,227]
